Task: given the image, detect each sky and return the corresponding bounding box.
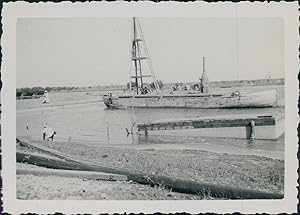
[16,17,284,88]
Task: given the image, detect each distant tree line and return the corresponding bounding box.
[16,87,45,97]
[16,86,79,97]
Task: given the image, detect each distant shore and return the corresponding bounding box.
[17,78,284,95]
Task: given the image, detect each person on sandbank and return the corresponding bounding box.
[42,90,50,104]
[42,124,56,141]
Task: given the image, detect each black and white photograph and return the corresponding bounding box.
[1,1,298,214]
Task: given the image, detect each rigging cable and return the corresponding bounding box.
[136,18,160,92]
[235,5,240,82]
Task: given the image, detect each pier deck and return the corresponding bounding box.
[137,114,284,140]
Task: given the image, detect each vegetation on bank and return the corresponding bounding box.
[20,139,284,195]
[16,85,124,97]
[17,140,283,200]
[16,86,79,97]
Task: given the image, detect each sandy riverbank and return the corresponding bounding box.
[17,138,284,198]
[17,163,208,200]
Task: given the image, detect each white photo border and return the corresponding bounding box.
[1,1,298,214]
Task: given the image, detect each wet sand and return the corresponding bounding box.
[117,136,284,160]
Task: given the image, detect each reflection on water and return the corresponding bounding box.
[16,88,285,159]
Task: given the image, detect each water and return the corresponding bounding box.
[17,86,285,159]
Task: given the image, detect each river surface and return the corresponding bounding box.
[17,85,285,160]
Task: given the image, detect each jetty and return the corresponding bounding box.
[137,113,284,140]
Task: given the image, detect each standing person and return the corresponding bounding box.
[198,78,202,92]
[42,124,56,141]
[186,84,191,91]
[42,90,50,104]
[42,124,47,140]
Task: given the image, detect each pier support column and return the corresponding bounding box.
[250,120,255,140]
[246,120,255,140]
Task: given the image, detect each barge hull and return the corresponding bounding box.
[104,89,277,109]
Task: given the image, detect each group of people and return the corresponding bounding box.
[170,79,208,94]
[140,86,152,94]
[126,86,153,95]
[171,83,192,92]
[171,83,201,92]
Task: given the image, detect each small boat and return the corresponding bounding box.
[105,103,126,110]
[103,17,277,109]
